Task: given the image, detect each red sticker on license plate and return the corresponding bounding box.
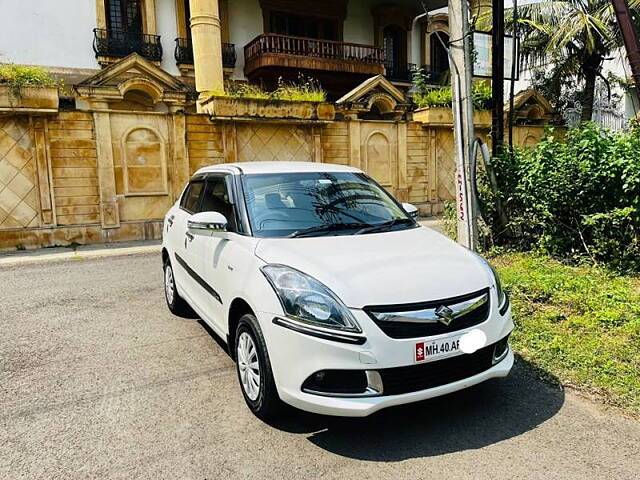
[415,342,425,362]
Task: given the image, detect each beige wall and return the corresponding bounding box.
[0,111,549,250]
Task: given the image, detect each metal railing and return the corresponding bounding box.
[385,62,417,82]
[93,28,162,62]
[244,33,384,64]
[174,38,237,68]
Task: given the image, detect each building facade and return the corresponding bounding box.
[0,0,552,250]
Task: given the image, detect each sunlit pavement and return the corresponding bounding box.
[2,253,639,479]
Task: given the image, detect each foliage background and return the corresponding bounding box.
[479,123,640,273]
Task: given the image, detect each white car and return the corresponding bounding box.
[162,162,514,419]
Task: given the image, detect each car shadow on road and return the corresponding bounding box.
[195,318,564,461]
[268,357,565,461]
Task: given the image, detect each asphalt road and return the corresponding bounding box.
[2,253,639,479]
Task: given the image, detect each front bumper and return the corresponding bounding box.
[257,302,514,417]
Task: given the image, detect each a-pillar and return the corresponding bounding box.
[189,0,224,112]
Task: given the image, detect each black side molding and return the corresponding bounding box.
[174,253,222,304]
[272,317,367,345]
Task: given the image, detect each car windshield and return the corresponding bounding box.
[241,171,415,238]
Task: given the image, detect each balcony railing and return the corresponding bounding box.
[244,33,385,77]
[385,62,417,83]
[93,28,162,62]
[174,38,237,69]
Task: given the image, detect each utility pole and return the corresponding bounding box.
[491,0,505,157]
[612,0,640,105]
[449,0,478,250]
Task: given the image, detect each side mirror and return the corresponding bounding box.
[402,202,419,219]
[188,211,228,237]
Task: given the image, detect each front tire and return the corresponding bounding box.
[163,257,197,318]
[235,314,283,420]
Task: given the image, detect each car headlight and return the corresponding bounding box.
[261,264,361,333]
[475,255,506,308]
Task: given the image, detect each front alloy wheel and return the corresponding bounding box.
[234,314,283,419]
[237,332,261,401]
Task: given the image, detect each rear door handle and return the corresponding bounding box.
[185,231,194,242]
[167,215,174,227]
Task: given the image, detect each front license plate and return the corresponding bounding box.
[415,335,461,363]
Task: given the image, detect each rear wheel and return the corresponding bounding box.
[235,314,283,420]
[163,257,197,318]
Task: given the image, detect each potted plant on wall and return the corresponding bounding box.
[200,76,335,121]
[0,65,60,113]
[411,67,492,126]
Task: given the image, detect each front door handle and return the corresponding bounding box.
[185,231,194,242]
[167,215,174,227]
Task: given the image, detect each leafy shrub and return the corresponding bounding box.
[0,64,60,96]
[412,79,492,110]
[481,123,640,272]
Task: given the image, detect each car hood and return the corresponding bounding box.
[254,226,492,308]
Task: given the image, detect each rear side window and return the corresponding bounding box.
[180,181,204,213]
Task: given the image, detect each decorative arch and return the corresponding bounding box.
[121,125,168,195]
[336,75,407,120]
[366,93,397,115]
[118,77,164,102]
[75,54,189,111]
[364,130,392,186]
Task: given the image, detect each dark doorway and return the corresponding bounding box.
[270,11,338,40]
[383,25,407,78]
[430,31,450,82]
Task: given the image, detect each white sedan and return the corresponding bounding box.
[162,162,514,418]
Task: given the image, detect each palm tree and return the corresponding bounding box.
[480,0,640,122]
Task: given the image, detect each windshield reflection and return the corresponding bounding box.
[242,172,415,238]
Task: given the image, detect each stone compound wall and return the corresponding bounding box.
[0,111,548,250]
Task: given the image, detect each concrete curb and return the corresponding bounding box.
[0,244,161,267]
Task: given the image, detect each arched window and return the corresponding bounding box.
[106,0,143,35]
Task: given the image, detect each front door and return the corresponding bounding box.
[191,174,239,333]
[170,178,205,310]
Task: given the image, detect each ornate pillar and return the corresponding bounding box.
[189,0,224,110]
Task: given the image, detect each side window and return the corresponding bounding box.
[200,176,237,232]
[180,181,204,213]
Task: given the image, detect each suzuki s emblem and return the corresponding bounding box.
[435,305,455,326]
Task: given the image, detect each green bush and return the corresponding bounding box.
[482,123,640,272]
[413,82,492,110]
[0,64,60,96]
[411,66,491,110]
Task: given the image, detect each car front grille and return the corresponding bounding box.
[364,288,490,339]
[378,340,499,395]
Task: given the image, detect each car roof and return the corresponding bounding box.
[194,161,363,176]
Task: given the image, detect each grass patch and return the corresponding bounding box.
[206,76,326,102]
[491,252,640,415]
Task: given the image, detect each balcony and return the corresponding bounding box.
[244,34,385,78]
[174,38,237,69]
[385,63,417,83]
[93,28,162,62]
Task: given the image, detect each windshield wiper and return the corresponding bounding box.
[355,218,414,235]
[288,222,372,238]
